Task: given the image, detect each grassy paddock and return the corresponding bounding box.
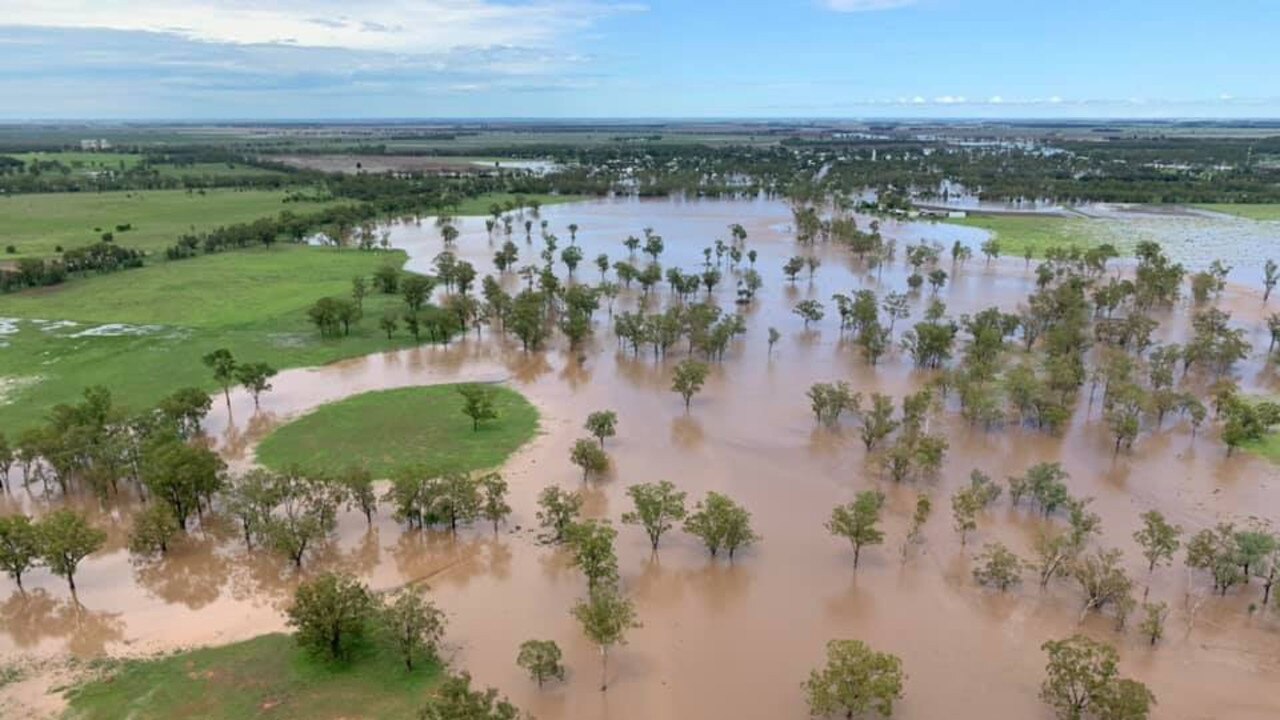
[2,244,404,327]
[0,246,437,431]
[447,192,582,216]
[946,215,1102,258]
[1193,204,1280,221]
[256,384,538,477]
[64,633,440,720]
[0,189,335,258]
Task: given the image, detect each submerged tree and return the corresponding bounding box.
[684,491,759,560]
[128,504,181,556]
[621,480,687,552]
[0,514,41,591]
[517,639,566,688]
[477,472,512,533]
[37,509,106,596]
[826,491,885,569]
[536,486,583,543]
[566,519,620,592]
[235,361,277,410]
[1138,602,1168,646]
[973,542,1024,591]
[1040,635,1154,720]
[585,410,619,447]
[1133,510,1182,574]
[570,438,609,481]
[572,587,641,692]
[671,359,710,411]
[803,639,905,719]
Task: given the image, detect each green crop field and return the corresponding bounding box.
[0,188,338,259]
[256,384,538,478]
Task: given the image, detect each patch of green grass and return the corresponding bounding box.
[449,192,581,216]
[1194,204,1280,221]
[947,215,1102,258]
[2,245,400,327]
[257,385,538,477]
[0,189,338,259]
[63,633,440,720]
[0,247,434,431]
[1243,434,1280,463]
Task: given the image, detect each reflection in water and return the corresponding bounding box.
[0,590,124,655]
[132,533,228,610]
[669,414,704,450]
[4,197,1280,719]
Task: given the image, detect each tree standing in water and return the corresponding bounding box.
[571,587,640,692]
[804,639,905,719]
[671,359,709,411]
[38,509,106,597]
[827,491,885,569]
[621,480,687,552]
[585,410,618,447]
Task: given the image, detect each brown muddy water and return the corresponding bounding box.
[3,197,1280,719]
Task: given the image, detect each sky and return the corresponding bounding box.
[0,0,1277,120]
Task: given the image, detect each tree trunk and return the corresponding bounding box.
[599,646,608,692]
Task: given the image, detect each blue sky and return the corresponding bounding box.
[1,0,1277,120]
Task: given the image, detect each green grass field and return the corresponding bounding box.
[0,246,435,431]
[947,215,1103,258]
[64,633,440,720]
[1193,204,1280,221]
[0,188,336,259]
[257,384,538,477]
[447,192,581,216]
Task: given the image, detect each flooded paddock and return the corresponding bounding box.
[3,197,1280,719]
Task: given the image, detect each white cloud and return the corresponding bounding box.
[0,0,641,53]
[822,0,916,12]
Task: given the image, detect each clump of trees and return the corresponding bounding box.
[383,468,509,537]
[1040,635,1154,720]
[684,491,760,560]
[286,572,445,672]
[0,509,106,596]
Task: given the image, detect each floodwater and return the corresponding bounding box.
[4,197,1280,719]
